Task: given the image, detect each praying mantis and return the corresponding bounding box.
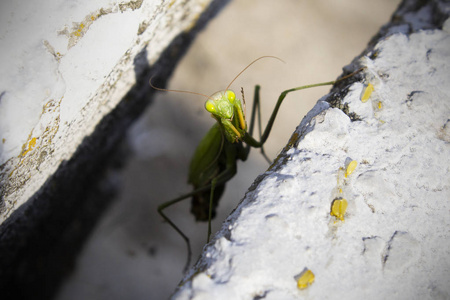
[151,56,361,271]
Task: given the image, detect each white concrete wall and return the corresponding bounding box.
[0,0,218,222]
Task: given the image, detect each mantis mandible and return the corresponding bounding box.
[150,56,361,271]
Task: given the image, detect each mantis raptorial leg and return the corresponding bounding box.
[152,58,363,272]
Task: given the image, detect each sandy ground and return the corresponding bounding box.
[56,1,401,299]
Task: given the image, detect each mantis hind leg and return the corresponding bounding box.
[204,165,236,242]
[190,182,225,221]
[158,192,195,272]
[157,164,236,272]
[207,178,217,242]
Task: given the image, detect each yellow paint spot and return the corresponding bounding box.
[297,269,315,290]
[361,83,374,103]
[29,137,36,147]
[330,198,348,221]
[377,101,383,109]
[345,160,357,178]
[22,137,37,156]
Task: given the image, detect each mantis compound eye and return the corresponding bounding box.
[205,99,216,113]
[226,90,236,103]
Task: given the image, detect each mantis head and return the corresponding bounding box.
[205,90,237,120]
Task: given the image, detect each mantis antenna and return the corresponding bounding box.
[225,55,285,91]
[149,77,214,100]
[150,56,285,100]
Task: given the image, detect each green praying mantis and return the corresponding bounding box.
[150,56,362,271]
